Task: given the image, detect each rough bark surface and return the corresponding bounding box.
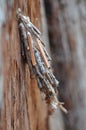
[1,0,48,130]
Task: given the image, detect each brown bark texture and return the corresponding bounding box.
[44,0,86,130]
[0,0,48,130]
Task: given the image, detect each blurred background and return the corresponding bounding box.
[0,0,86,130]
[44,0,86,130]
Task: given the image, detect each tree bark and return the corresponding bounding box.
[44,0,86,130]
[0,0,48,130]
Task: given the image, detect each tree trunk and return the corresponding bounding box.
[0,0,48,130]
[44,0,86,130]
